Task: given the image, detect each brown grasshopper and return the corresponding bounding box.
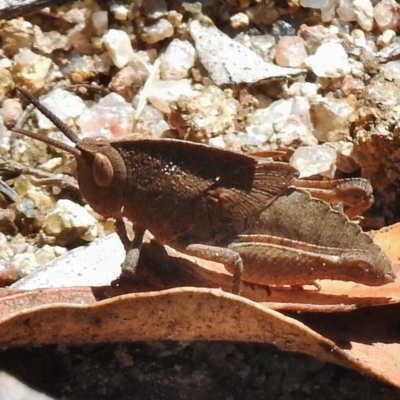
[11,88,396,292]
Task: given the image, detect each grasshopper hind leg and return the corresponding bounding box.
[184,243,244,294]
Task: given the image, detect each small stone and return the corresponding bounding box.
[146,79,197,113]
[351,29,366,48]
[290,144,337,178]
[167,10,183,27]
[330,141,357,173]
[109,66,142,101]
[310,97,354,142]
[34,245,57,264]
[272,19,297,36]
[160,39,196,80]
[0,260,15,285]
[321,5,336,22]
[1,98,22,129]
[67,23,93,54]
[233,131,266,149]
[340,75,364,96]
[298,24,331,50]
[240,34,275,60]
[170,85,239,141]
[364,76,400,112]
[382,60,400,81]
[230,12,250,29]
[337,0,357,21]
[91,11,108,36]
[35,89,86,131]
[0,208,17,235]
[0,19,34,57]
[11,48,52,93]
[132,104,169,137]
[274,115,318,147]
[33,26,69,54]
[275,36,307,68]
[0,67,14,101]
[0,58,12,69]
[43,199,99,245]
[0,233,13,259]
[77,93,134,138]
[54,246,68,257]
[377,41,400,62]
[377,29,396,47]
[103,29,135,68]
[14,184,54,228]
[353,0,374,31]
[374,0,400,32]
[110,4,129,20]
[40,157,63,172]
[141,19,174,44]
[55,4,90,24]
[305,41,350,78]
[208,135,226,148]
[9,236,31,255]
[10,253,39,278]
[130,50,154,74]
[246,97,314,146]
[286,81,318,98]
[250,3,278,26]
[299,0,334,9]
[62,54,99,83]
[92,53,112,75]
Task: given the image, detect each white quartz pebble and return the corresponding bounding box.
[103,29,135,68]
[306,42,351,78]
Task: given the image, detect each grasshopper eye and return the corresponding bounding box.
[93,153,114,187]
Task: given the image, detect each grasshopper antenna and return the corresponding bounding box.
[16,86,80,144]
[12,127,82,157]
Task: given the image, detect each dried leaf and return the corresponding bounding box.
[0,287,342,356]
[0,286,399,388]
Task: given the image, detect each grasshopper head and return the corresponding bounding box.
[75,137,127,218]
[14,87,127,218]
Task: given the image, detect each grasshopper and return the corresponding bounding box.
[10,88,396,292]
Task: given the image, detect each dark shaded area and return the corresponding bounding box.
[1,341,399,400]
[290,303,400,345]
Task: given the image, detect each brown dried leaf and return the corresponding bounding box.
[0,286,342,358]
[0,286,399,388]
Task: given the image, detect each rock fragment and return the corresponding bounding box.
[189,20,304,85]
